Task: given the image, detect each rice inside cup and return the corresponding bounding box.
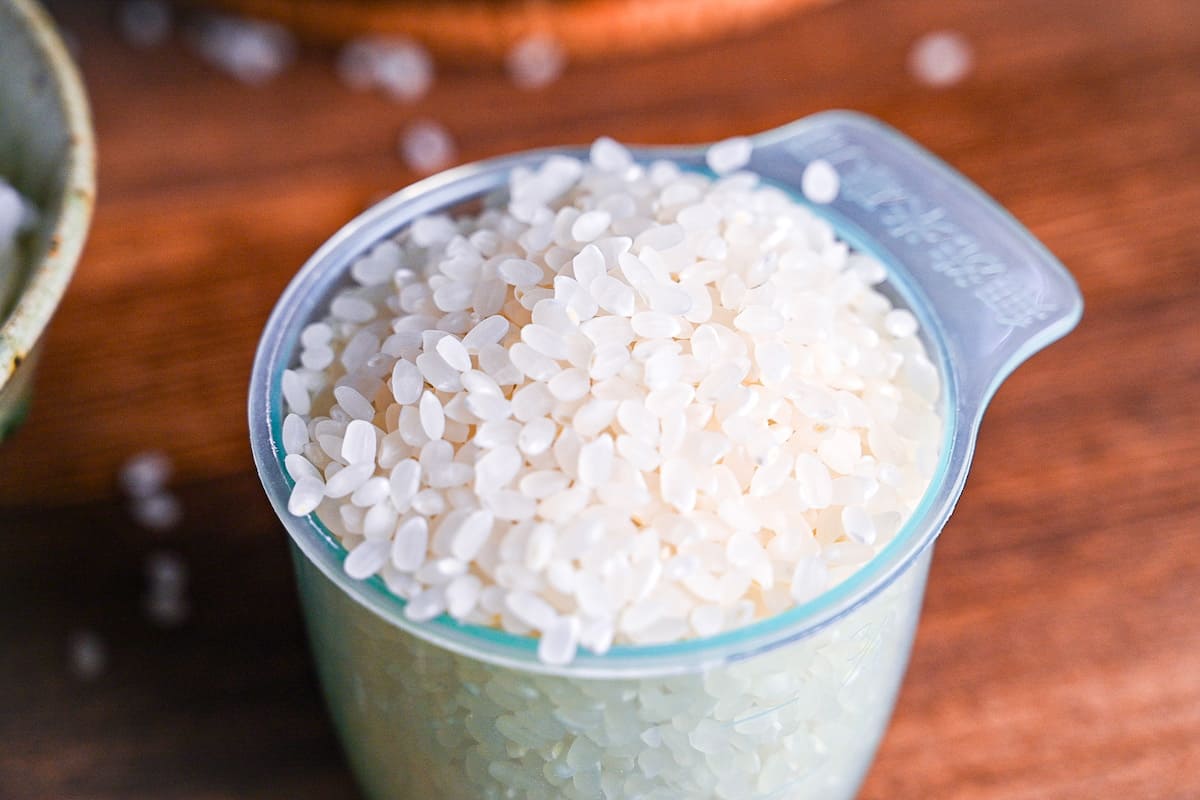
[277,137,942,667]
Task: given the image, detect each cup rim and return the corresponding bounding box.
[249,122,968,679]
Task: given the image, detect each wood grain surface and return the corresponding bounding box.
[1,0,1198,798]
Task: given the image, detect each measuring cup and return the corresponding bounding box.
[249,111,1083,799]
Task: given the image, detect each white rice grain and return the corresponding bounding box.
[909,30,974,89]
[131,492,183,532]
[67,630,107,681]
[801,159,840,205]
[705,136,752,175]
[506,33,567,90]
[400,120,457,175]
[119,450,172,498]
[189,14,295,85]
[537,614,581,666]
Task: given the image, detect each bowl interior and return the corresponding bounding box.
[0,0,95,394]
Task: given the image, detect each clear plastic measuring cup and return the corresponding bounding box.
[249,111,1083,799]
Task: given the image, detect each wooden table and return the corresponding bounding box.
[2,0,1197,797]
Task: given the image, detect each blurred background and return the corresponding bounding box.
[1,0,1197,797]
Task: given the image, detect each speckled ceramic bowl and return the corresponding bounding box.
[0,0,95,439]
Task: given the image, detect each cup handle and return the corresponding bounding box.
[750,111,1084,415]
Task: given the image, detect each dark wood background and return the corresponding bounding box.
[2,0,1197,797]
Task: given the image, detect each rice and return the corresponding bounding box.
[298,547,933,798]
[144,550,189,627]
[281,137,942,668]
[119,450,184,532]
[398,120,457,175]
[119,450,172,498]
[187,14,295,85]
[66,629,107,681]
[506,34,568,91]
[801,158,840,205]
[908,30,974,89]
[704,137,753,175]
[337,36,434,102]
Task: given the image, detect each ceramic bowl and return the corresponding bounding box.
[0,0,95,438]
